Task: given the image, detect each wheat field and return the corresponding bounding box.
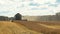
[14,21,60,34]
[0,21,60,34]
[0,21,42,34]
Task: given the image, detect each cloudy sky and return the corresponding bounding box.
[0,0,60,17]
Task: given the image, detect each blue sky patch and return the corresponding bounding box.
[29,2,40,6]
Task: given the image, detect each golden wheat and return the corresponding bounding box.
[0,21,42,34]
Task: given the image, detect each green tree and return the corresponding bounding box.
[14,13,22,20]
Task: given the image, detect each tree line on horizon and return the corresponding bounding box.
[0,13,22,21]
[0,12,60,21]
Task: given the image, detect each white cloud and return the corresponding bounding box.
[0,0,59,17]
[33,0,56,4]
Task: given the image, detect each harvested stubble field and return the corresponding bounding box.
[0,21,60,34]
[14,21,60,34]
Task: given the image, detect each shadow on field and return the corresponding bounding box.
[14,21,60,34]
